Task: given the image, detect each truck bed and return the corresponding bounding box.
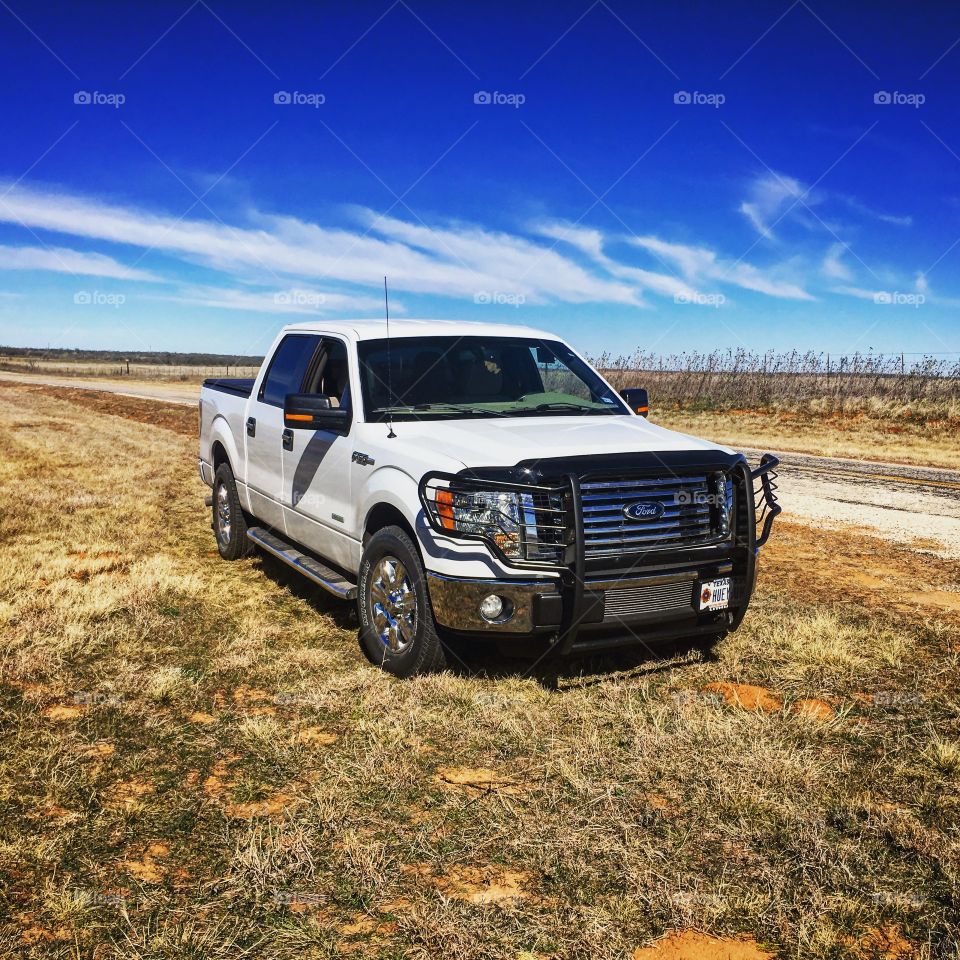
[202,377,255,398]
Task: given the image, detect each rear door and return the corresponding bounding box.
[244,333,321,529]
[281,335,357,569]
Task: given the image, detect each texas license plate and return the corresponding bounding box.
[699,577,731,611]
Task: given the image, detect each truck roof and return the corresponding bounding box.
[280,318,560,342]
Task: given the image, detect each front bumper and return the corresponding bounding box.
[426,559,747,644]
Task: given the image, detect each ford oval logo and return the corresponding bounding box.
[623,500,665,521]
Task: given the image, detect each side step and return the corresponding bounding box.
[246,527,357,600]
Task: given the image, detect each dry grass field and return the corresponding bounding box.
[1,382,958,959]
[651,405,960,471]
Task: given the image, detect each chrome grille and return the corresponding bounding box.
[580,474,730,558]
[602,579,694,622]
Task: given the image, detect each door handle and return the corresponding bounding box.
[246,417,256,437]
[282,428,293,451]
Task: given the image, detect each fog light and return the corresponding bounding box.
[479,594,505,622]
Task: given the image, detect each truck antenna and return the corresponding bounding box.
[384,275,396,439]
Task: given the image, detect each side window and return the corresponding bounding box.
[259,335,320,407]
[305,338,351,410]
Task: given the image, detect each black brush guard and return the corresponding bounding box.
[419,452,781,652]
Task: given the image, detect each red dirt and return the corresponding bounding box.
[632,930,773,959]
[702,683,783,713]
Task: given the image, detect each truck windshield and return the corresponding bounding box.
[357,336,628,421]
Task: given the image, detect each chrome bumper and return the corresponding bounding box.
[426,572,560,634]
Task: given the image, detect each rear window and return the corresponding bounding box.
[259,335,320,406]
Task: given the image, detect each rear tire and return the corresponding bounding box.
[212,463,252,561]
[357,526,448,677]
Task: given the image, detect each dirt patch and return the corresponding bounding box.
[104,778,156,809]
[702,683,782,713]
[789,698,836,722]
[122,842,171,883]
[186,711,217,726]
[42,703,86,722]
[845,923,917,959]
[631,929,774,959]
[224,792,296,820]
[765,522,960,626]
[231,685,277,716]
[28,384,197,436]
[81,741,116,758]
[402,863,532,904]
[297,726,338,746]
[434,766,525,795]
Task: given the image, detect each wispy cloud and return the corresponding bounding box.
[0,244,160,281]
[739,173,808,240]
[630,235,815,300]
[822,242,852,281]
[739,171,911,240]
[143,285,396,315]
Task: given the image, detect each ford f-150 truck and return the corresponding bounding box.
[199,320,780,676]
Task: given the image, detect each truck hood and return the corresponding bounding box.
[381,415,735,471]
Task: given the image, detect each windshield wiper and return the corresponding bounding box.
[528,402,615,414]
[374,402,509,418]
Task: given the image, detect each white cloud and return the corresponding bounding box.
[630,235,815,300]
[0,244,159,281]
[822,243,852,281]
[739,173,808,239]
[143,285,396,315]
[0,185,640,307]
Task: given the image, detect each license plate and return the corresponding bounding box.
[699,577,731,611]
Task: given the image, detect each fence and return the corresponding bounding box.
[595,350,960,414]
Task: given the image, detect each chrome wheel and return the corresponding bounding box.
[215,481,232,547]
[370,556,417,653]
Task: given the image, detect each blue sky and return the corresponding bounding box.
[0,0,958,359]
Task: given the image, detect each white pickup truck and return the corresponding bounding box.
[199,320,780,676]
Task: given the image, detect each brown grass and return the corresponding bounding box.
[651,405,960,469]
[0,382,957,959]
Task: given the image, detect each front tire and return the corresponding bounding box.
[357,526,448,677]
[212,463,252,561]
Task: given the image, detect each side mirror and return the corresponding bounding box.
[284,393,351,433]
[620,387,649,417]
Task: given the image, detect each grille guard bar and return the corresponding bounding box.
[750,454,782,549]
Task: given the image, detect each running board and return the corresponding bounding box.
[246,527,357,600]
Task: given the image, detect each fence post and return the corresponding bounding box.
[901,353,905,376]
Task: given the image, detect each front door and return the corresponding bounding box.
[244,333,321,530]
[281,336,356,570]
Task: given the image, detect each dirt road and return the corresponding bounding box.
[740,448,960,559]
[5,372,958,558]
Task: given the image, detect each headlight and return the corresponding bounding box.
[435,488,524,557]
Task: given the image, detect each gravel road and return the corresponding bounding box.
[6,372,958,558]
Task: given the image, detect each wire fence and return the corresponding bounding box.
[595,349,960,414]
[0,358,262,381]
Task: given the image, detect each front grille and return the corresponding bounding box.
[602,578,694,622]
[580,474,731,559]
